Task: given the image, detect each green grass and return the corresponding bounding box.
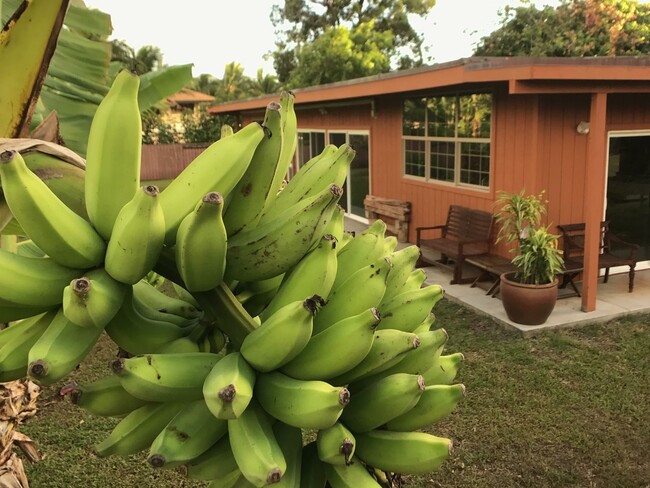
[17,299,650,487]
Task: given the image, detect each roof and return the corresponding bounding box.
[208,56,650,115]
[167,88,215,105]
[141,143,210,180]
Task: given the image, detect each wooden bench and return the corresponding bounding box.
[416,205,495,284]
[364,195,411,242]
[557,221,639,292]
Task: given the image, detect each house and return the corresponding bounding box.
[162,88,216,132]
[207,56,650,312]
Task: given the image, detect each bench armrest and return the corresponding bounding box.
[416,224,446,242]
[606,233,640,260]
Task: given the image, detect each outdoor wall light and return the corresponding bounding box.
[576,121,590,135]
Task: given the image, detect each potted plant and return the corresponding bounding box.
[493,189,564,325]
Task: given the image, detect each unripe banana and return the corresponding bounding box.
[385,383,466,431]
[324,457,381,488]
[340,373,426,433]
[0,149,105,268]
[159,121,265,244]
[85,69,142,239]
[226,183,342,282]
[331,220,387,290]
[0,310,56,382]
[280,308,380,381]
[317,422,356,466]
[300,441,327,488]
[330,329,420,386]
[15,239,45,258]
[354,430,452,474]
[104,185,166,285]
[383,235,398,254]
[62,268,128,328]
[132,279,203,319]
[255,371,350,430]
[148,398,228,469]
[0,248,82,307]
[266,91,297,207]
[111,351,222,402]
[223,102,283,236]
[221,124,234,138]
[412,312,436,334]
[422,352,465,385]
[312,257,391,335]
[68,375,149,417]
[260,234,338,322]
[322,204,345,244]
[94,401,187,458]
[202,352,256,420]
[240,298,318,373]
[175,191,227,292]
[185,435,238,481]
[132,293,200,328]
[260,144,354,223]
[382,245,421,302]
[228,400,287,487]
[376,284,444,332]
[27,307,104,386]
[272,421,303,488]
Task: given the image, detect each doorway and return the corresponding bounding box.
[606,132,650,267]
[328,131,370,219]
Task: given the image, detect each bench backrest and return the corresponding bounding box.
[556,221,608,259]
[444,205,495,242]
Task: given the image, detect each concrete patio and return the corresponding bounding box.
[344,217,650,336]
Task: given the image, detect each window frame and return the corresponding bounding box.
[401,91,493,191]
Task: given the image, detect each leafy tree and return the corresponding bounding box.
[271,0,436,86]
[474,0,650,57]
[191,73,220,96]
[247,68,281,97]
[182,106,221,143]
[111,40,164,74]
[142,110,181,144]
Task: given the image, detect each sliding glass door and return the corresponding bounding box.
[329,131,370,219]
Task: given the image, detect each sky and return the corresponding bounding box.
[83,0,567,79]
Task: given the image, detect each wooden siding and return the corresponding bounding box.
[140,143,210,180]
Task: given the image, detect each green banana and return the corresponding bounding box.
[259,234,338,322]
[383,235,398,254]
[324,457,381,488]
[412,312,437,334]
[62,268,128,328]
[322,204,346,243]
[221,124,234,138]
[104,185,165,285]
[266,91,297,207]
[0,149,105,268]
[132,292,200,328]
[0,248,81,307]
[27,307,104,386]
[94,401,187,458]
[104,288,193,356]
[185,435,238,481]
[132,279,203,319]
[317,422,356,466]
[202,351,256,420]
[312,257,391,335]
[22,151,88,220]
[280,308,380,381]
[159,121,265,244]
[236,275,285,318]
[260,144,354,223]
[255,371,350,430]
[228,400,287,487]
[354,430,452,474]
[272,421,303,488]
[148,398,228,469]
[385,383,466,431]
[422,352,465,385]
[208,471,257,488]
[329,329,420,386]
[340,373,426,433]
[300,441,327,488]
[175,191,228,292]
[111,351,222,402]
[0,302,53,323]
[15,238,46,258]
[338,232,353,249]
[226,183,342,282]
[68,374,150,417]
[376,284,444,332]
[0,310,56,382]
[240,298,318,373]
[223,102,283,236]
[331,220,387,290]
[85,69,142,240]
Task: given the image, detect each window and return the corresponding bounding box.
[402,93,492,188]
[297,131,326,168]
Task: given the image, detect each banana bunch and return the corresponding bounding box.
[1,78,465,487]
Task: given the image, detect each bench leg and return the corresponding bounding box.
[603,267,610,283]
[629,266,635,293]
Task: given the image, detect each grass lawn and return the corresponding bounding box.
[17,298,650,487]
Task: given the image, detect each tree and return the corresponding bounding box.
[111,40,164,74]
[270,0,436,86]
[474,0,650,57]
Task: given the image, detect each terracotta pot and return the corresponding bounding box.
[499,272,559,325]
